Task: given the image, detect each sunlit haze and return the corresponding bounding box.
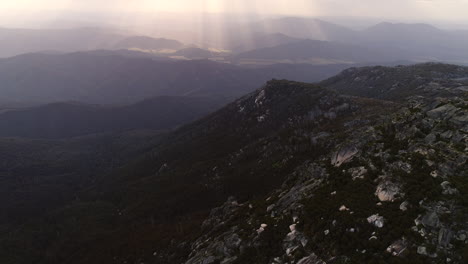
[1,0,468,27]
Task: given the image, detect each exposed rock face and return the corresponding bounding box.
[184,229,242,264]
[331,146,358,167]
[296,254,326,264]
[175,65,468,264]
[426,104,458,119]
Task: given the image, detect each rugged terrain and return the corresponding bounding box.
[182,64,468,264]
[0,63,466,264]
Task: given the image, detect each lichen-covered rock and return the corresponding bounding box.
[375,180,402,202]
[331,145,359,167]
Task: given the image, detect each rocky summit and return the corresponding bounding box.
[179,63,468,264]
[0,63,467,264]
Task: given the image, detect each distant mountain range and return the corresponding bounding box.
[248,18,356,41]
[233,39,406,64]
[2,19,468,64]
[229,33,301,53]
[113,36,185,51]
[0,51,354,104]
[0,27,124,57]
[244,18,468,63]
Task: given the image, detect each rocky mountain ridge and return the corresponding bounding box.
[176,63,468,264]
[0,63,466,264]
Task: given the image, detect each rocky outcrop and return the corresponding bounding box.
[178,65,468,264]
[367,214,385,228]
[331,145,358,167]
[375,180,402,202]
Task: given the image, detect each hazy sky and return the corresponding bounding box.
[1,0,468,27]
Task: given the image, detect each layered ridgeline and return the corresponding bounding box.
[0,64,466,264]
[0,96,224,139]
[0,51,351,105]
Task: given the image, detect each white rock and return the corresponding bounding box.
[324,230,330,236]
[349,166,368,180]
[339,205,349,211]
[255,90,266,106]
[386,239,407,256]
[375,180,402,202]
[267,204,275,212]
[289,224,296,233]
[367,214,385,228]
[400,201,409,211]
[331,146,359,167]
[286,246,299,256]
[257,224,268,234]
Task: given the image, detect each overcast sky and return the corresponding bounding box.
[1,0,468,26]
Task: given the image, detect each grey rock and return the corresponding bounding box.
[296,253,326,264]
[331,145,359,167]
[450,113,468,125]
[375,180,402,202]
[425,133,437,144]
[348,166,367,180]
[417,246,428,256]
[367,214,385,228]
[441,181,459,195]
[421,211,440,229]
[386,239,408,257]
[224,233,241,251]
[202,256,217,264]
[438,228,453,248]
[400,201,409,211]
[427,104,458,119]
